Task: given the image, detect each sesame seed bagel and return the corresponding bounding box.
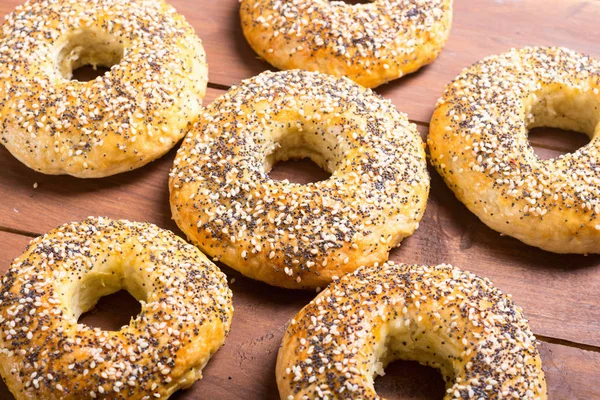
[276,262,547,399]
[428,47,600,254]
[169,70,429,289]
[240,0,453,88]
[0,0,208,178]
[0,217,233,400]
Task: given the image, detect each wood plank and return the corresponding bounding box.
[528,128,590,159]
[182,0,600,124]
[0,231,599,399]
[0,231,32,268]
[1,123,599,347]
[172,0,600,125]
[536,342,600,400]
[2,0,599,125]
[163,0,600,123]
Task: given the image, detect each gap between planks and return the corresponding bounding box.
[0,225,39,238]
[0,225,598,355]
[536,334,600,353]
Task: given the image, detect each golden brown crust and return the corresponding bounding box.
[0,0,208,178]
[169,70,429,289]
[428,47,600,254]
[0,217,233,400]
[276,262,547,399]
[240,0,453,88]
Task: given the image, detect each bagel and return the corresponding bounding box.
[0,0,208,178]
[428,46,600,254]
[240,0,453,88]
[0,217,233,400]
[276,262,547,399]
[169,70,429,289]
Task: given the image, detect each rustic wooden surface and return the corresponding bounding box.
[1,0,599,399]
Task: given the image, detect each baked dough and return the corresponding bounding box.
[429,46,600,254]
[170,70,429,289]
[240,0,453,88]
[0,0,208,177]
[0,217,233,400]
[277,262,547,399]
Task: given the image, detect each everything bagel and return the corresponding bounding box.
[429,47,600,254]
[0,217,233,400]
[240,0,453,88]
[0,0,208,177]
[277,262,547,399]
[170,70,429,289]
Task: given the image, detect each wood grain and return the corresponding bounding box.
[1,230,599,399]
[1,0,599,398]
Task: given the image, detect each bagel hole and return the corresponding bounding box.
[265,131,339,183]
[71,65,112,82]
[374,360,445,399]
[78,290,142,331]
[528,127,590,160]
[332,0,371,4]
[526,87,598,159]
[57,29,124,81]
[269,158,331,184]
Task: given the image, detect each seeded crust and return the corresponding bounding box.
[276,262,547,399]
[0,217,233,400]
[169,70,429,289]
[0,0,208,178]
[240,0,453,88]
[429,47,600,254]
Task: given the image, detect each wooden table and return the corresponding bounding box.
[1,0,599,398]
